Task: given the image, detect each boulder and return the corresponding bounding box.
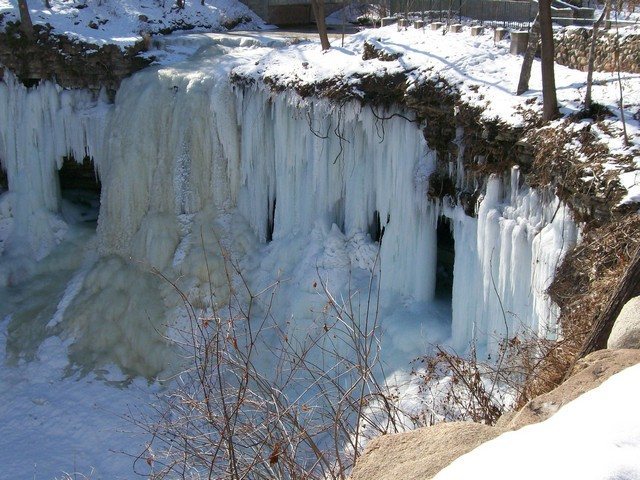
[608,296,640,349]
[349,422,501,480]
[350,349,640,479]
[506,349,640,430]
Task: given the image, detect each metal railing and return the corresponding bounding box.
[390,0,537,29]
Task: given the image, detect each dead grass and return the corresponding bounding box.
[526,119,635,224]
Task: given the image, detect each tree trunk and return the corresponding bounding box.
[584,1,610,112]
[613,7,630,147]
[18,0,35,41]
[517,13,541,95]
[577,246,640,359]
[311,0,331,51]
[539,0,559,120]
[44,0,51,8]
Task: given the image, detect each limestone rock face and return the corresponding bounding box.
[349,349,640,480]
[608,296,640,350]
[0,24,151,95]
[349,422,501,480]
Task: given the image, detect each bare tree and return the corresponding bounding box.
[613,1,629,146]
[516,14,541,95]
[584,0,610,112]
[539,0,559,120]
[311,0,331,50]
[17,0,35,41]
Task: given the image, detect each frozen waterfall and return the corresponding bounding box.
[447,168,577,354]
[0,39,577,373]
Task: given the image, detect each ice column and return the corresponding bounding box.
[449,167,577,355]
[235,90,440,301]
[0,73,107,267]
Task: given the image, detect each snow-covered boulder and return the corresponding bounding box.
[608,296,640,350]
[349,349,640,480]
[506,348,640,430]
[434,361,640,480]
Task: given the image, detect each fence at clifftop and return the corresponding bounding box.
[389,0,594,28]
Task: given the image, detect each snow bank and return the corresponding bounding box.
[0,0,266,48]
[434,363,640,480]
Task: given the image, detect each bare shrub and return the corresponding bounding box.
[542,213,640,391]
[127,234,587,477]
[404,326,564,427]
[129,250,411,479]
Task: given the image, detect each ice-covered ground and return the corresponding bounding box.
[0,318,160,479]
[0,14,639,479]
[0,0,267,47]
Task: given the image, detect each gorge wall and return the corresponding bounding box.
[0,23,151,94]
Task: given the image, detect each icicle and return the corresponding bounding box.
[450,167,578,356]
[0,72,108,276]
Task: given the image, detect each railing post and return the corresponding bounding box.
[503,0,507,28]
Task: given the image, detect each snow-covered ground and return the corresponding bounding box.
[325,3,385,26]
[434,363,640,480]
[0,9,639,479]
[0,320,159,479]
[0,0,267,48]
[234,23,639,129]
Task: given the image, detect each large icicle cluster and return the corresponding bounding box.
[0,44,577,372]
[0,74,107,278]
[234,89,439,302]
[448,168,578,354]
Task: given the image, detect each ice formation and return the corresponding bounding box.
[447,168,578,354]
[0,37,577,376]
[0,75,107,272]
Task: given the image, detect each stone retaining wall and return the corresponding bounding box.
[554,27,640,73]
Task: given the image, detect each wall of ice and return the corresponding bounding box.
[446,168,577,354]
[234,89,439,302]
[0,55,577,373]
[0,74,107,276]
